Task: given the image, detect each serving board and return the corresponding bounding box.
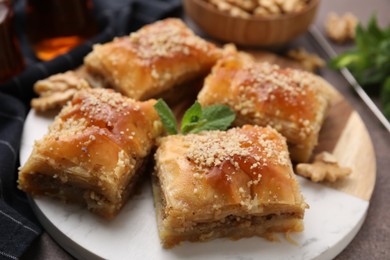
[20,51,376,260]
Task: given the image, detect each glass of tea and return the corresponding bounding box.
[26,0,97,61]
[0,0,25,84]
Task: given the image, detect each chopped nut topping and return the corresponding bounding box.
[185,125,289,173]
[296,152,352,182]
[287,48,325,72]
[129,19,212,61]
[186,130,251,168]
[325,12,358,43]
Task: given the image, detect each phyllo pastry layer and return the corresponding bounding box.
[84,18,221,100]
[153,125,307,248]
[198,50,332,162]
[19,88,162,219]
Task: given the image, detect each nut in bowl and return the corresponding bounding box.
[184,0,320,47]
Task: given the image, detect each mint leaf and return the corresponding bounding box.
[355,24,367,50]
[329,50,361,69]
[181,101,202,134]
[381,77,390,120]
[154,99,178,135]
[189,105,236,134]
[381,77,390,103]
[154,99,236,135]
[367,15,384,42]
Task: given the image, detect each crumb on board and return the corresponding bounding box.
[296,151,352,182]
[325,12,358,43]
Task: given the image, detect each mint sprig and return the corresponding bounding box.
[329,14,390,120]
[154,99,235,135]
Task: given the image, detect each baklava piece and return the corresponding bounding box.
[198,50,332,162]
[19,88,162,219]
[153,125,307,248]
[84,18,221,100]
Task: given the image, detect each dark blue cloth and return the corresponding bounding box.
[0,0,181,259]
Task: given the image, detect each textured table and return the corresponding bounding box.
[21,0,390,259]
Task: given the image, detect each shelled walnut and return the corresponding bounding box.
[287,48,325,72]
[296,152,352,182]
[31,71,90,111]
[205,0,310,18]
[325,12,358,43]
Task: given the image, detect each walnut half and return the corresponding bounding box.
[31,71,90,111]
[205,0,310,18]
[296,152,352,182]
[325,12,358,43]
[287,47,325,72]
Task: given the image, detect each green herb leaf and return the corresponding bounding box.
[381,77,390,105]
[383,77,390,119]
[154,99,236,135]
[367,15,384,42]
[355,24,369,51]
[329,14,390,120]
[329,50,362,69]
[181,101,202,134]
[154,99,178,135]
[188,105,236,134]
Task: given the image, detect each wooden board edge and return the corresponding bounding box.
[324,111,376,201]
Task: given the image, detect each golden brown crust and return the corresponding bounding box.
[19,88,163,219]
[198,49,331,162]
[84,18,221,100]
[153,125,307,247]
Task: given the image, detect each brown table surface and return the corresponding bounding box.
[315,1,390,259]
[21,0,390,259]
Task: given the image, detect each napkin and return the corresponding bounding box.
[0,0,181,258]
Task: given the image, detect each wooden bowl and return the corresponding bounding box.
[184,0,320,47]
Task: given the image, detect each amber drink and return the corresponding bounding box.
[26,0,97,61]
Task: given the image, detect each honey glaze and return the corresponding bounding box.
[233,63,318,124]
[204,156,295,205]
[186,125,295,205]
[57,89,159,156]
